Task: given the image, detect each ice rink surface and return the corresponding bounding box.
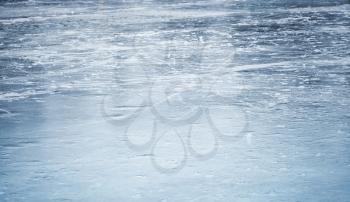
[0,0,350,201]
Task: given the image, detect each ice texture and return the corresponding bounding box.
[0,0,350,201]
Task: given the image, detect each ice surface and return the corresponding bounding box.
[0,0,350,201]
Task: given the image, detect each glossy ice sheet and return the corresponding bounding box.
[0,0,350,201]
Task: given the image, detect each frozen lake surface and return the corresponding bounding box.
[0,0,350,201]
